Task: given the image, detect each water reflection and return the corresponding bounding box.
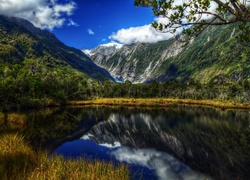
[111,146,210,180]
[5,106,247,179]
[50,106,250,180]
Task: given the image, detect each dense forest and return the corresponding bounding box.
[1,62,250,110]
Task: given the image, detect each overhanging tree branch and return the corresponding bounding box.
[135,0,250,42]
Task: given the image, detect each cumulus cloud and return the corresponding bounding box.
[109,24,175,45]
[0,0,76,30]
[87,29,95,35]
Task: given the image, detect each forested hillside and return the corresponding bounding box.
[0,15,113,109]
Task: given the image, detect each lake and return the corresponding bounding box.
[22,105,250,180]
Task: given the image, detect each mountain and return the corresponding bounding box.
[85,24,250,84]
[83,42,124,81]
[0,15,116,109]
[0,15,113,81]
[83,42,123,57]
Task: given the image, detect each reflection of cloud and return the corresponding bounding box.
[111,147,212,180]
[99,141,121,148]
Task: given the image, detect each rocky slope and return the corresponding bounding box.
[85,24,250,84]
[83,42,124,81]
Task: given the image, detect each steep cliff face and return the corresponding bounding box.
[83,43,123,65]
[84,40,184,83]
[85,24,250,84]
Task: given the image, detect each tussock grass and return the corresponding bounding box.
[29,156,129,180]
[68,98,250,110]
[0,117,129,180]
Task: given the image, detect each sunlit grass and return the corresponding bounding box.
[0,116,130,180]
[68,98,250,110]
[29,155,129,180]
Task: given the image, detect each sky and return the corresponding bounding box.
[0,0,174,49]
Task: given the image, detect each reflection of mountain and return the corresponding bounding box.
[82,107,250,180]
[23,106,249,180]
[83,113,187,158]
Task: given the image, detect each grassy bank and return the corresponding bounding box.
[67,98,250,110]
[0,114,129,180]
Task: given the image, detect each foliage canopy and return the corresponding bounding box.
[134,0,250,42]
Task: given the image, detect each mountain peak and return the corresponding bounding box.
[83,42,123,57]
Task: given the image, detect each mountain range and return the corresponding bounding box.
[84,24,250,84]
[1,14,250,85]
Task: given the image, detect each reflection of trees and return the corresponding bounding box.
[85,106,250,180]
[23,107,97,149]
[155,107,250,180]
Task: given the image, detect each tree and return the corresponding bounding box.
[134,0,250,42]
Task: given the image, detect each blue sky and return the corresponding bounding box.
[0,0,173,49]
[53,0,156,49]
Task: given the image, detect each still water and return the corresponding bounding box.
[24,106,250,180]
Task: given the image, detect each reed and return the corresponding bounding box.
[67,98,250,110]
[0,118,129,180]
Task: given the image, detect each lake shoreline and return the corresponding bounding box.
[67,98,250,111]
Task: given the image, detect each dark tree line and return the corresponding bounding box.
[1,62,250,111]
[98,78,250,103]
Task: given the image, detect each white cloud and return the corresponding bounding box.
[100,42,123,49]
[0,0,76,30]
[109,24,175,45]
[87,29,95,35]
[68,18,78,27]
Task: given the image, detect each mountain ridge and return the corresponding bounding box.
[0,15,114,81]
[86,24,250,84]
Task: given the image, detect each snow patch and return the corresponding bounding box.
[82,49,94,56]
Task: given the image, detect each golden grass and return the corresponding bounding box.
[67,98,250,110]
[0,117,130,180]
[29,156,129,180]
